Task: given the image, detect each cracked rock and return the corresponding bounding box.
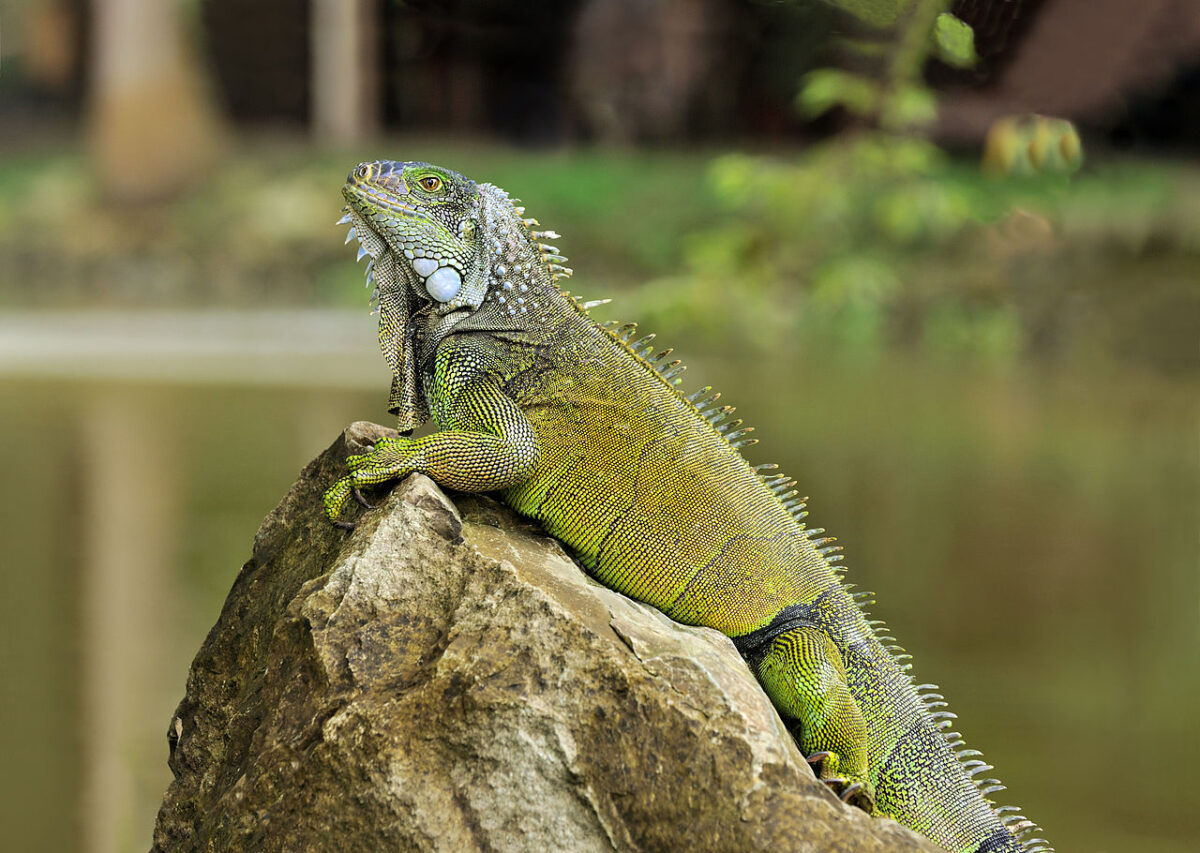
[151,422,937,853]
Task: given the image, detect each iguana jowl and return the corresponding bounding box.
[324,160,1052,853]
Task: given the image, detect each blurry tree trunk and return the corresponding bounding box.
[80,389,179,853]
[570,0,729,144]
[88,0,222,202]
[312,0,379,144]
[26,0,79,93]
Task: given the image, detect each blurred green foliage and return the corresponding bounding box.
[797,69,881,120]
[802,0,972,133]
[931,12,976,68]
[816,0,913,28]
[0,138,1195,370]
[0,142,716,307]
[627,134,1199,367]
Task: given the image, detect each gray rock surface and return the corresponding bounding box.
[152,421,938,853]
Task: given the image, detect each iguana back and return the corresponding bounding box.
[324,160,1053,853]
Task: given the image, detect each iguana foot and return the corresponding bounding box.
[835,780,869,807]
[756,626,876,813]
[324,436,420,527]
[345,436,418,479]
[806,750,875,812]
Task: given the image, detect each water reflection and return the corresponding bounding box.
[0,310,1195,853]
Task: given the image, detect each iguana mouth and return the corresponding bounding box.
[341,187,467,311]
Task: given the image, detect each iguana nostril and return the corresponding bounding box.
[378,174,407,193]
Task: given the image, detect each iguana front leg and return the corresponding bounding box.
[324,358,539,527]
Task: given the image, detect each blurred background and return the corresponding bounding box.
[0,1,1196,851]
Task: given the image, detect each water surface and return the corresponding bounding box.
[1,310,1194,853]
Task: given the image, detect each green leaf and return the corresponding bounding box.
[933,13,977,68]
[796,69,878,119]
[880,84,938,131]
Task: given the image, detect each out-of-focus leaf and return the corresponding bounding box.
[708,154,760,207]
[983,116,1034,177]
[880,84,938,131]
[807,255,901,347]
[985,115,1084,177]
[797,69,878,118]
[1029,118,1084,173]
[933,12,977,68]
[836,36,892,57]
[873,182,971,244]
[817,0,913,28]
[1058,123,1084,171]
[812,255,901,306]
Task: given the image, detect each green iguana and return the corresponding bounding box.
[323,160,1052,853]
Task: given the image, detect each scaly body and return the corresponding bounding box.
[323,160,1051,853]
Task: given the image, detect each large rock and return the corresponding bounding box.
[152,422,937,853]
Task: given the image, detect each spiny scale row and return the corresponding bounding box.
[993,806,1054,851]
[525,220,573,280]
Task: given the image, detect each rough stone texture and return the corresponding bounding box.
[152,421,938,853]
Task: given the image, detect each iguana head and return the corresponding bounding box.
[343,160,484,311]
[341,160,569,429]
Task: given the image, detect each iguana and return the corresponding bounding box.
[323,160,1053,853]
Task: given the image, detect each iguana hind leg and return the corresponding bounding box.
[754,626,875,812]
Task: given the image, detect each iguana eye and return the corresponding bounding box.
[417,175,443,192]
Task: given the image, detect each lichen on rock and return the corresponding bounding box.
[151,421,936,853]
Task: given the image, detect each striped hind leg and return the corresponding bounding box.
[753,626,875,811]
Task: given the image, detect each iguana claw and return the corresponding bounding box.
[353,487,374,509]
[839,782,864,803]
[805,751,874,813]
[818,776,872,811]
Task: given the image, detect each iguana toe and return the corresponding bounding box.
[839,781,867,805]
[805,750,831,766]
[819,777,874,812]
[323,475,358,527]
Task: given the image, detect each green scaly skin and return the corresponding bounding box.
[323,160,1052,853]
